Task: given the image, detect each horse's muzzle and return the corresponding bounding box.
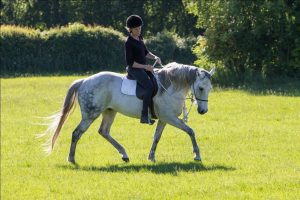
[198,107,207,115]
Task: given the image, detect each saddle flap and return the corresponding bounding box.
[121,75,158,99]
[121,77,137,96]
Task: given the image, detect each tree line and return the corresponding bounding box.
[188,0,300,79]
[1,0,202,37]
[1,0,299,80]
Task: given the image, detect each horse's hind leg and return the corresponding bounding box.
[68,117,95,164]
[148,120,166,162]
[98,109,129,162]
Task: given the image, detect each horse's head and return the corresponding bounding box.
[191,68,215,115]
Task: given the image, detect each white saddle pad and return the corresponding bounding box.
[121,77,137,96]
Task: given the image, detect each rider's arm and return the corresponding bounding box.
[132,62,153,72]
[125,41,134,67]
[146,52,161,64]
[146,52,157,60]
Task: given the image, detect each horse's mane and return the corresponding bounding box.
[156,62,198,94]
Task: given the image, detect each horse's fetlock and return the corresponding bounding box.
[153,137,160,144]
[99,129,109,138]
[187,128,195,137]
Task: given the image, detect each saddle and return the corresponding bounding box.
[121,74,158,119]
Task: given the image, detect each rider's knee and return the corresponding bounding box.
[145,81,154,91]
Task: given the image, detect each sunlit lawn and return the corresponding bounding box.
[1,76,299,199]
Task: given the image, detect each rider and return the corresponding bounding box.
[125,15,161,125]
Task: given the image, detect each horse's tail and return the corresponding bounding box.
[42,79,84,154]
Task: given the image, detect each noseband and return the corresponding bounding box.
[192,82,208,102]
[192,71,210,102]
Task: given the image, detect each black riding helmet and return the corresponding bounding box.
[126,15,143,28]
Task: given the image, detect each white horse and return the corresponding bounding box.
[43,62,215,164]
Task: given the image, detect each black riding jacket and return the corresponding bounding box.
[125,36,149,68]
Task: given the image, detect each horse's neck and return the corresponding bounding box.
[165,85,190,101]
[155,71,192,100]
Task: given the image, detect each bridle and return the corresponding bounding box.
[192,82,208,102]
[192,70,211,102]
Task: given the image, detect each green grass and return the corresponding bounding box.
[1,76,300,200]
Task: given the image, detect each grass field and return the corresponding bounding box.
[1,76,300,199]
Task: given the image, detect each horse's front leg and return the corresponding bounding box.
[165,117,201,161]
[148,120,166,162]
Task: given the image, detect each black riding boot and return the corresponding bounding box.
[140,111,155,125]
[140,98,155,125]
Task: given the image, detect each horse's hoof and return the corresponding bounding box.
[67,157,76,165]
[148,157,156,163]
[194,157,202,162]
[122,157,130,162]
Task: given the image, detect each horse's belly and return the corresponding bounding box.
[110,95,142,119]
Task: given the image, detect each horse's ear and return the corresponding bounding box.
[196,70,204,79]
[209,67,216,76]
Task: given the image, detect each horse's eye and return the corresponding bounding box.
[199,87,204,91]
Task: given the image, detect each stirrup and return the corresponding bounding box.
[140,114,155,125]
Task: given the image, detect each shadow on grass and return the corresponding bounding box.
[57,162,235,175]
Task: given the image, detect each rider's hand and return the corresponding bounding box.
[155,56,161,64]
[144,65,154,72]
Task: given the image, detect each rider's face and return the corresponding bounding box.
[131,26,141,37]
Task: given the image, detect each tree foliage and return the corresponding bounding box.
[2,0,299,79]
[1,0,200,37]
[0,23,126,74]
[186,0,300,79]
[0,24,196,75]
